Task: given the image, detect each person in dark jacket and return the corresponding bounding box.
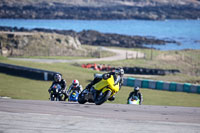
[48,73,68,101]
[127,86,143,105]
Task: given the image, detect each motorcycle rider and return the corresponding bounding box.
[48,73,68,101]
[85,67,124,101]
[67,79,83,95]
[127,86,143,105]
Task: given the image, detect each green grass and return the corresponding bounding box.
[94,48,200,84]
[110,86,200,107]
[0,73,50,100]
[0,57,200,107]
[9,45,115,59]
[0,58,98,100]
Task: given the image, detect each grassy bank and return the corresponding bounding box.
[10,45,116,59]
[0,54,200,107]
[96,47,200,84]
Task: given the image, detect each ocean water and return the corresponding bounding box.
[0,19,200,50]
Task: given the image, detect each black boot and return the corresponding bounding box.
[108,95,115,101]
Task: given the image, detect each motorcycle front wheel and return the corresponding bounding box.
[50,95,55,101]
[78,91,87,104]
[95,90,112,105]
[56,96,59,101]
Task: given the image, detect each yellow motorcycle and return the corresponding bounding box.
[78,74,120,105]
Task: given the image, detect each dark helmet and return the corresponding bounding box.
[115,67,124,76]
[54,74,61,82]
[134,86,140,91]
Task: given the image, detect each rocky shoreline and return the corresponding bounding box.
[0,26,179,49]
[0,0,200,20]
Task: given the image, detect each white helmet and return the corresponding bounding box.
[54,74,61,82]
[72,79,79,87]
[115,67,124,76]
[134,86,140,91]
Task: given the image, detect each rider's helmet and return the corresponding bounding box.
[72,79,79,87]
[54,74,62,82]
[115,67,124,76]
[134,86,140,91]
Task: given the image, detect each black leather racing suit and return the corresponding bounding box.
[48,79,68,101]
[127,90,143,105]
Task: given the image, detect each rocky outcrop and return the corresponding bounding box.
[0,32,81,56]
[0,0,200,20]
[0,26,179,49]
[77,30,177,48]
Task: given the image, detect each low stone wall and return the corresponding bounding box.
[0,63,60,81]
[123,77,200,94]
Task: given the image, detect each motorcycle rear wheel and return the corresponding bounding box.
[95,90,112,105]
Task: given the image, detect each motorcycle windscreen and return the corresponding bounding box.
[128,98,140,105]
[128,100,139,105]
[128,96,140,104]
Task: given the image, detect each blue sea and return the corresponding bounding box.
[0,19,200,50]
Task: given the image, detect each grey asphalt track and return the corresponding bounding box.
[0,98,200,133]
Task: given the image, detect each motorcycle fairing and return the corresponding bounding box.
[72,92,76,97]
[128,96,140,105]
[94,75,119,93]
